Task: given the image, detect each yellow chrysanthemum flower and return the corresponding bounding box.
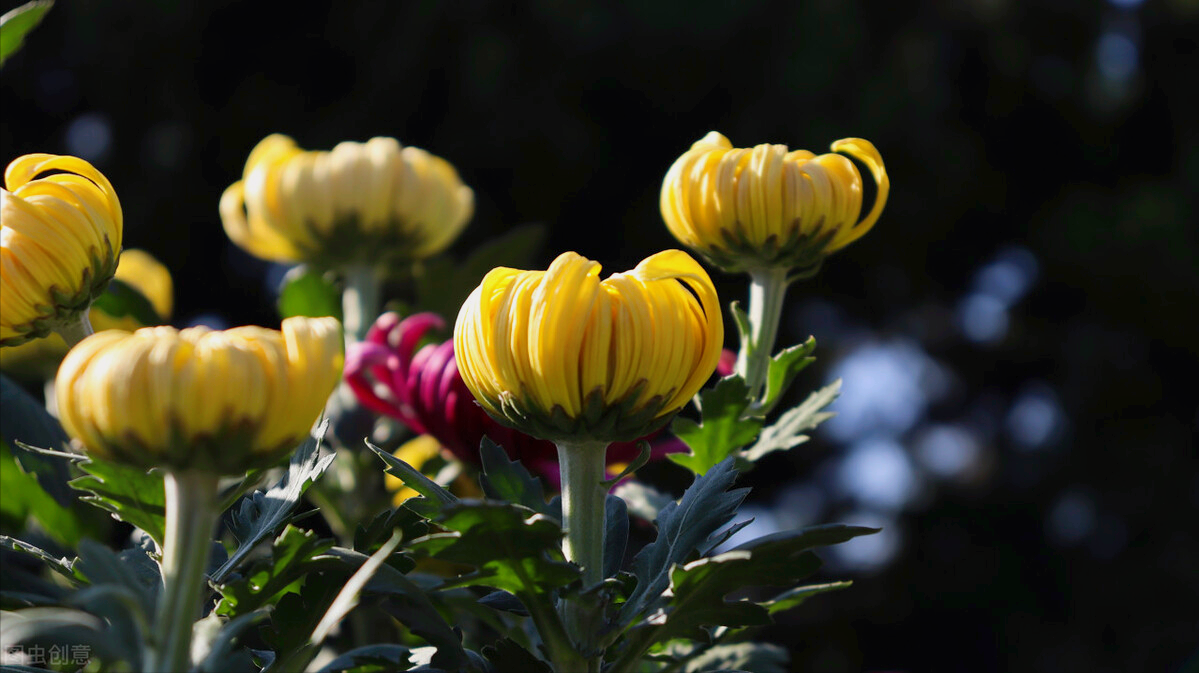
[661,131,889,274]
[1,153,123,346]
[454,250,723,443]
[55,316,344,474]
[1,248,174,380]
[219,134,474,269]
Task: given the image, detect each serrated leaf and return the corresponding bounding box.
[90,277,162,325]
[353,506,427,557]
[277,265,342,320]
[669,376,762,476]
[310,532,403,646]
[69,458,165,548]
[618,457,749,627]
[212,426,334,583]
[481,637,552,673]
[1,441,93,546]
[323,547,467,671]
[0,0,53,67]
[215,526,338,618]
[1,374,75,507]
[637,524,877,646]
[0,535,76,581]
[367,439,457,518]
[415,223,547,320]
[72,539,156,620]
[478,437,548,514]
[313,644,413,673]
[410,500,577,595]
[757,336,817,415]
[741,379,840,464]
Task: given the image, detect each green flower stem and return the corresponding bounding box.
[54,311,94,348]
[556,439,609,668]
[734,266,791,404]
[341,264,381,346]
[148,470,220,673]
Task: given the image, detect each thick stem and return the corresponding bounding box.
[148,470,220,673]
[556,440,609,670]
[54,311,94,348]
[341,264,381,346]
[734,266,790,403]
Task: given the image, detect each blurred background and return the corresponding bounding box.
[2,0,1197,670]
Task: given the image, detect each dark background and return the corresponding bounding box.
[2,1,1197,671]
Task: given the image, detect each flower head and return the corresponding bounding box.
[454,250,724,443]
[661,131,888,274]
[346,311,690,485]
[55,316,344,474]
[1,248,174,379]
[219,134,474,270]
[1,153,123,346]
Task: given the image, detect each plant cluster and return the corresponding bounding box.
[1,4,890,671]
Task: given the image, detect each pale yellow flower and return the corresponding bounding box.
[55,316,344,473]
[1,153,123,346]
[454,250,723,443]
[661,131,889,274]
[219,134,474,269]
[1,248,174,379]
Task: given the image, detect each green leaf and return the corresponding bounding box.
[763,581,853,615]
[90,277,162,325]
[0,374,75,508]
[478,437,549,514]
[618,457,749,627]
[603,494,629,580]
[324,547,466,671]
[1,441,93,546]
[680,642,789,673]
[669,376,762,476]
[414,223,547,319]
[310,532,404,647]
[194,609,271,673]
[366,439,457,518]
[410,500,578,596]
[0,606,128,666]
[353,506,427,559]
[741,379,840,464]
[72,539,156,620]
[69,458,166,548]
[633,524,878,647]
[481,637,553,673]
[277,265,342,320]
[611,479,674,524]
[215,525,338,618]
[0,535,76,582]
[313,644,412,673]
[0,0,53,67]
[213,427,335,583]
[757,336,817,415]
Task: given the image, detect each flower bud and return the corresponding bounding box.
[55,316,344,474]
[660,131,888,274]
[1,154,123,346]
[454,250,723,443]
[219,134,474,269]
[346,311,693,486]
[1,249,174,379]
